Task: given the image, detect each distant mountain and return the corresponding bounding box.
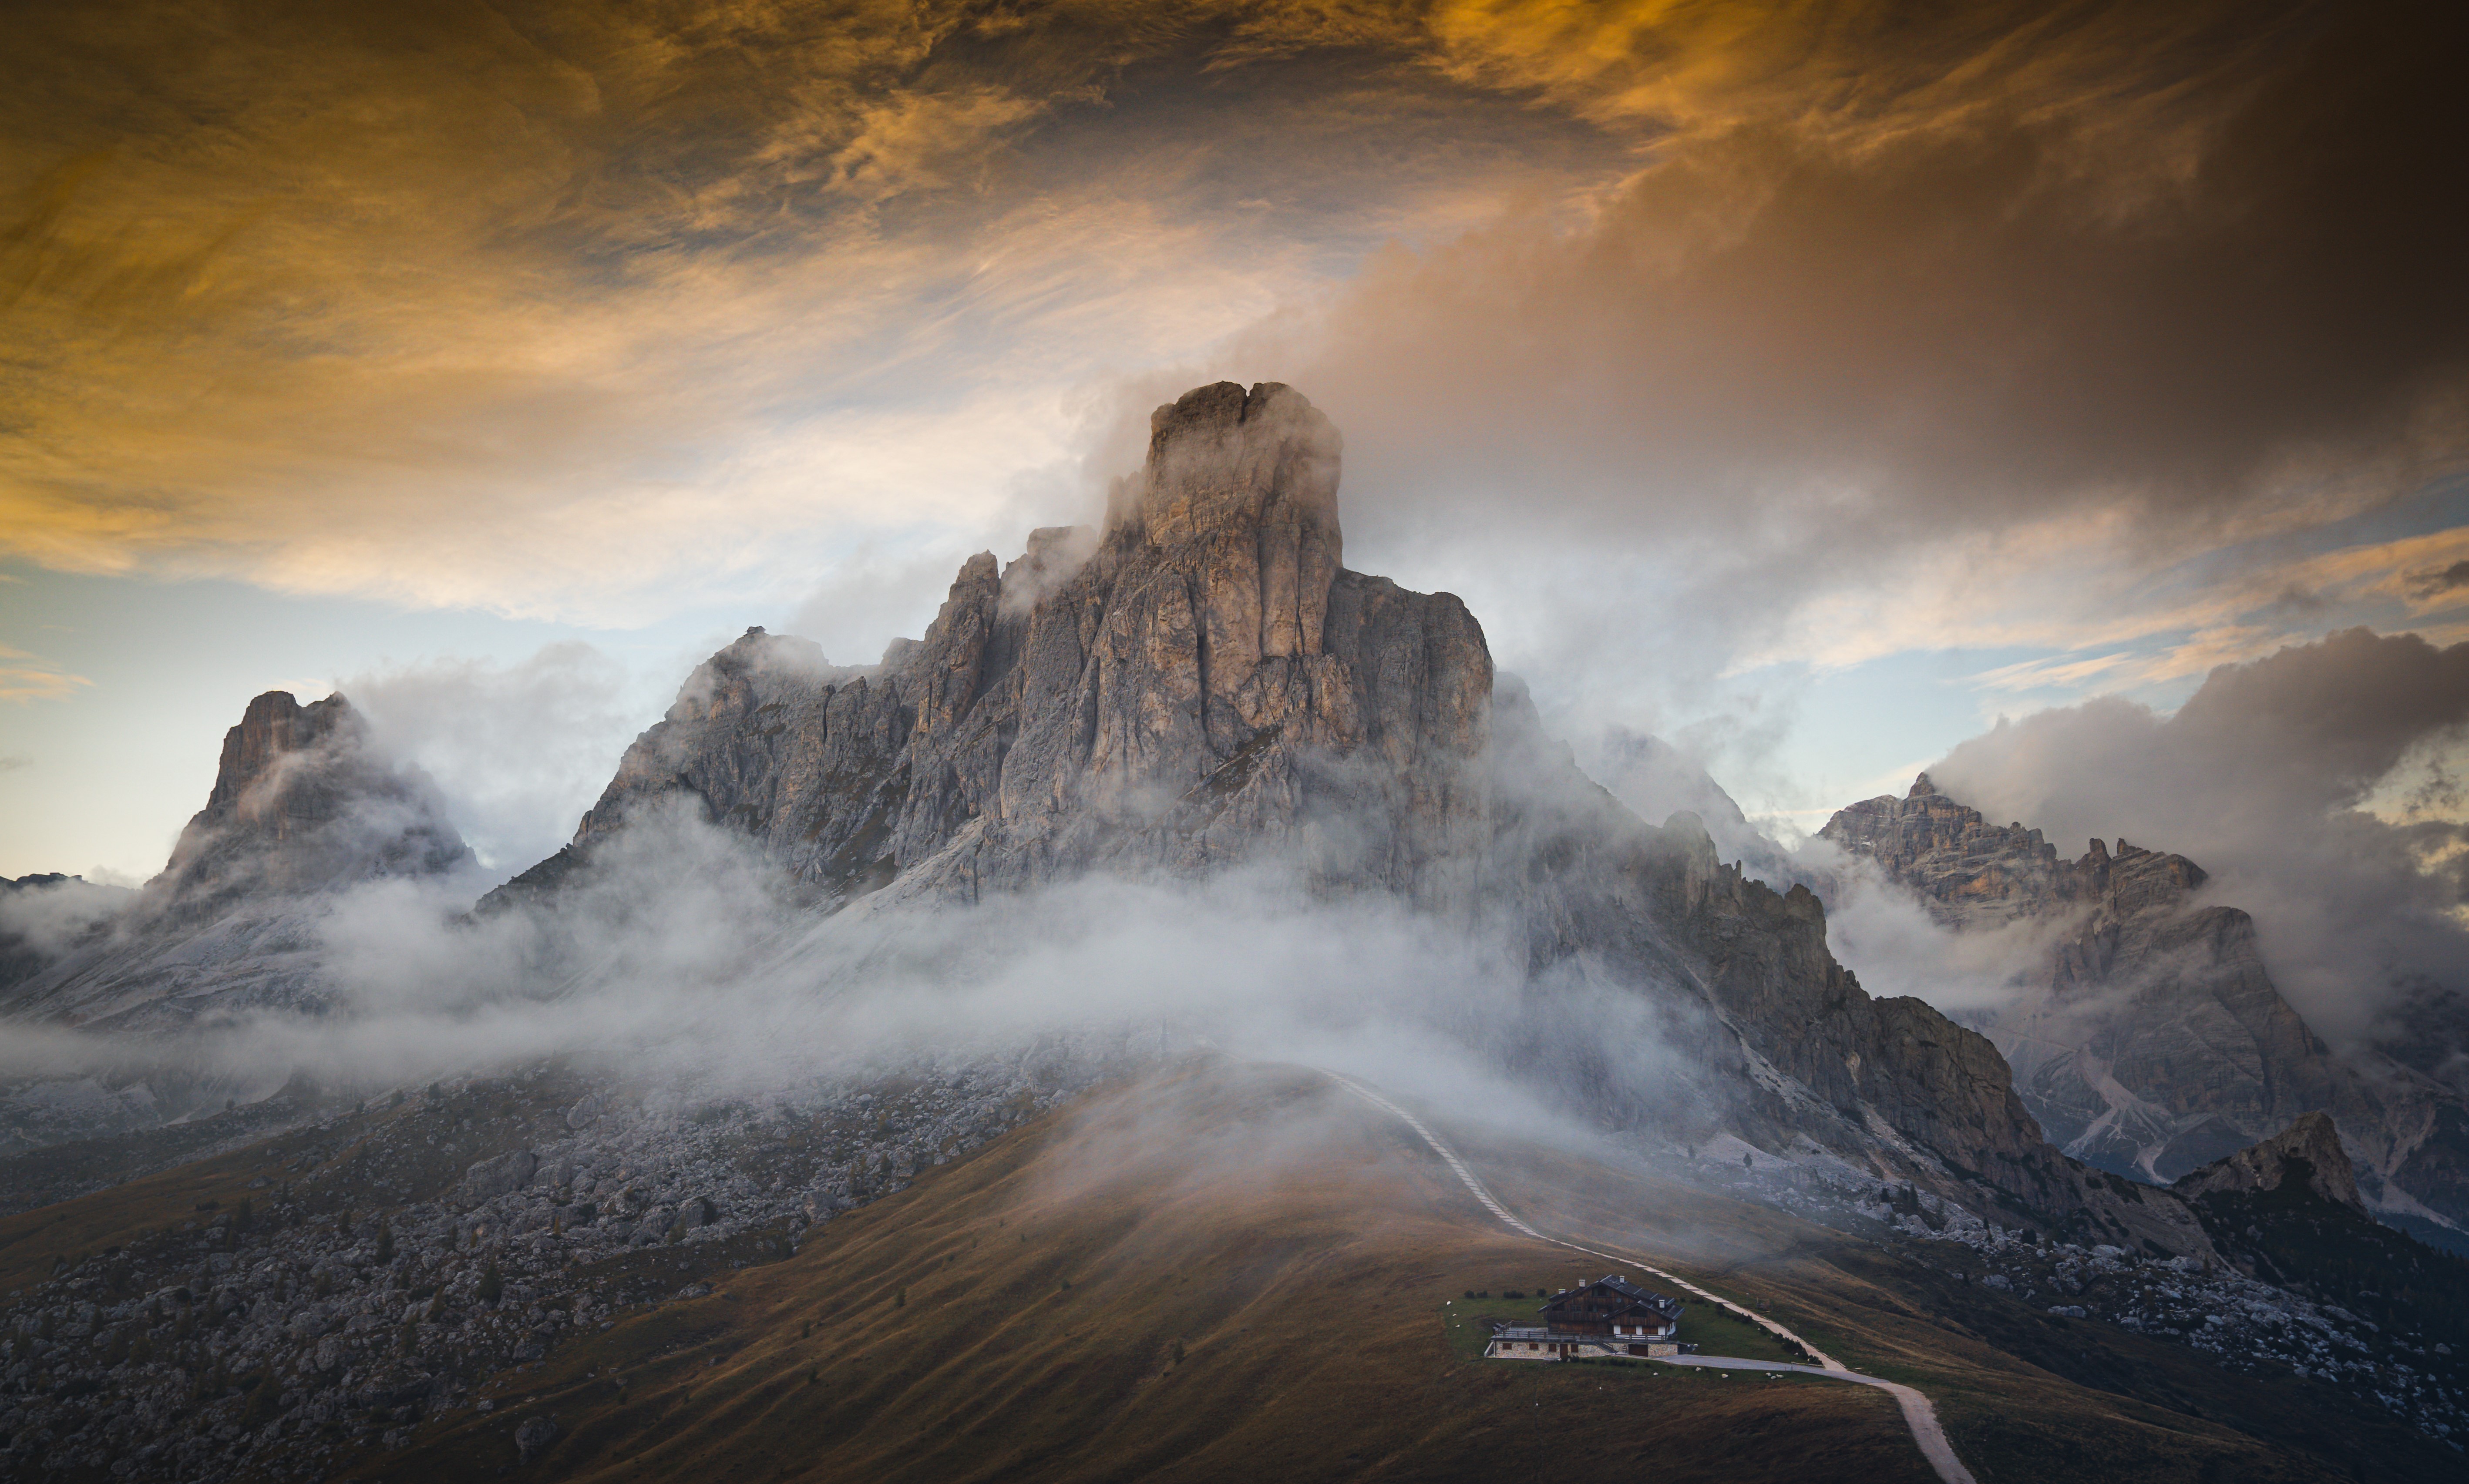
[0,691,471,1150]
[1821,774,2469,1240]
[0,873,134,996]
[139,690,470,925]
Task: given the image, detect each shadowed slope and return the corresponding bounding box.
[359,1063,1926,1484]
[339,1063,2457,1484]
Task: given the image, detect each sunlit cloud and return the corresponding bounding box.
[0,645,92,704]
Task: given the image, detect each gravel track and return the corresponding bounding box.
[1329,1072,1978,1484]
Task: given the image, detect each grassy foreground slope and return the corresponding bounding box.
[1474,1133,2462,1482]
[353,1064,1924,1484]
[335,1061,2459,1484]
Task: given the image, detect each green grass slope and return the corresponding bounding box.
[15,1060,2458,1483]
[1473,1131,2462,1481]
[348,1065,1928,1484]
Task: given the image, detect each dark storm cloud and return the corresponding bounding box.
[1219,0,2469,684]
[2415,561,2469,598]
[1930,628,2469,1051]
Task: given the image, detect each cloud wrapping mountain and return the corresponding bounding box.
[1931,628,2469,1061]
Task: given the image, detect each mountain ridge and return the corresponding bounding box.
[1820,773,2469,1236]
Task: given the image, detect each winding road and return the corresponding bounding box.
[1330,1074,1979,1484]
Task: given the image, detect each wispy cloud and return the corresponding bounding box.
[0,645,91,704]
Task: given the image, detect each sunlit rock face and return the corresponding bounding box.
[512,381,1494,909]
[515,382,2200,1252]
[1823,775,2469,1235]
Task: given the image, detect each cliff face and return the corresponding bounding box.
[502,383,1491,911]
[2175,1111,2364,1210]
[509,382,2203,1251]
[1821,775,2469,1234]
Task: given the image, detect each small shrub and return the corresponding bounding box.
[241,1375,279,1430]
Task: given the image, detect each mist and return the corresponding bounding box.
[340,645,671,881]
[3,794,1704,1162]
[1929,628,2469,1056]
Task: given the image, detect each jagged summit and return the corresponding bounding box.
[1820,773,2467,1233]
[1118,382,1341,556]
[147,690,469,919]
[505,379,1490,911]
[0,689,470,1043]
[1823,773,2209,927]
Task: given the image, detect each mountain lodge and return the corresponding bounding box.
[1482,1275,1692,1361]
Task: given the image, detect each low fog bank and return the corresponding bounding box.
[1931,628,2469,1058]
[0,875,136,962]
[3,801,1709,1168]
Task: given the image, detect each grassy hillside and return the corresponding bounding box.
[13,1060,2460,1483]
[343,1065,1930,1484]
[1470,1130,2463,1482]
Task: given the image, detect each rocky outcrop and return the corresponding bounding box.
[1821,775,2469,1236]
[2174,1111,2364,1210]
[498,382,1491,912]
[145,692,469,921]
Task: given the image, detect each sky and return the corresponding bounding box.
[4,0,2467,1011]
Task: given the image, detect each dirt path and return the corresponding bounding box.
[1331,1074,1979,1484]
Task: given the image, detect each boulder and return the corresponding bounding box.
[456,1150,538,1207]
[514,1414,559,1464]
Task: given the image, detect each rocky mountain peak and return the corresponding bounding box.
[533,380,1484,910]
[1821,777,2216,928]
[2174,1111,2365,1211]
[149,690,470,916]
[1121,381,1341,553]
[204,691,358,823]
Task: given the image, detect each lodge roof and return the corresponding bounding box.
[1542,1274,1683,1316]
